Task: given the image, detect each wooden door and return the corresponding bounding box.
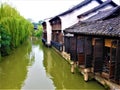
[85,37,92,68]
[109,40,116,79]
[69,36,77,61]
[64,37,70,53]
[77,36,85,65]
[93,38,104,72]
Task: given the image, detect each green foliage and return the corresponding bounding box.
[0,30,1,61]
[0,3,33,57]
[32,25,43,38]
[0,24,11,56]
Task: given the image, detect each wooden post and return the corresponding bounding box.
[84,69,89,81]
[84,72,88,82]
[71,61,75,74]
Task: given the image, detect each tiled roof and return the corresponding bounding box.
[50,0,103,22]
[64,6,120,38]
[77,0,117,18]
[84,6,120,22]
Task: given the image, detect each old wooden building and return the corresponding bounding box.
[49,17,63,51]
[64,6,120,88]
[41,0,119,89]
[64,0,117,65]
[49,0,104,51]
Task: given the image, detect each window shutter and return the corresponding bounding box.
[93,38,104,72]
[85,37,92,68]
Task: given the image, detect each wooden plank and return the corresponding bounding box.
[70,37,77,51]
[93,38,104,72]
[114,40,120,83]
[78,53,85,65]
[109,62,115,79]
[109,40,116,80]
[85,37,93,68]
[77,36,85,65]
[69,37,77,61]
[70,50,77,61]
[64,37,70,53]
[77,36,84,53]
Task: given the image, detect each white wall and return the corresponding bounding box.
[60,1,100,31]
[46,20,52,45]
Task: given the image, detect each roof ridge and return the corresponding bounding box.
[50,0,104,21]
[77,0,117,18]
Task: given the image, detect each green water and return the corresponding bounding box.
[0,38,105,89]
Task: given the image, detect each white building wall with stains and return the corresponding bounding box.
[60,1,100,31]
[46,19,52,46]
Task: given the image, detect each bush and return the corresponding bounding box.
[0,3,33,58]
[0,25,11,56]
[33,25,43,38]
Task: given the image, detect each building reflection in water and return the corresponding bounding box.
[42,45,105,89]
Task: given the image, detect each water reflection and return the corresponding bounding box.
[0,39,105,89]
[21,39,54,89]
[42,44,105,89]
[0,39,32,89]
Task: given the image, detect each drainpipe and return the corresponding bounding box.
[46,20,52,47]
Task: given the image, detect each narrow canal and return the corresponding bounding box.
[0,38,105,89]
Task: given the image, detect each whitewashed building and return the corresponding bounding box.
[48,0,104,50]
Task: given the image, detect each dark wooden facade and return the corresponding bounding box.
[93,38,104,72]
[65,33,120,83]
[49,0,105,51]
[64,36,70,53]
[64,6,120,84]
[42,22,47,32]
[50,17,61,31]
[50,17,63,43]
[49,17,63,51]
[64,35,93,66]
[42,22,47,44]
[100,39,120,84]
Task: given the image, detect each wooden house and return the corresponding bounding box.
[49,0,104,51]
[49,17,63,51]
[64,6,120,87]
[64,0,117,63]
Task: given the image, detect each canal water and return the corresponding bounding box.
[0,38,105,90]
